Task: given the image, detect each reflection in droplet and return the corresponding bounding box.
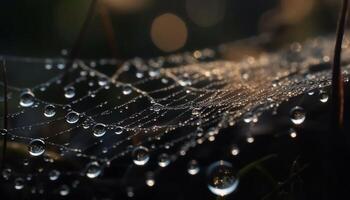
[187,160,200,175]
[157,153,170,167]
[49,170,60,181]
[132,146,150,166]
[64,86,75,99]
[86,161,102,179]
[65,111,80,124]
[290,106,306,125]
[14,178,25,190]
[20,89,35,107]
[93,123,106,137]
[207,160,239,196]
[44,104,56,117]
[28,139,45,156]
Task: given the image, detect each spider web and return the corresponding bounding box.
[1,35,350,197]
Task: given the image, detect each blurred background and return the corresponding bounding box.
[0,0,343,59]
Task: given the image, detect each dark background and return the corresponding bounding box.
[0,0,341,59]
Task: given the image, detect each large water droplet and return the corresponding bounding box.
[290,106,306,125]
[122,85,132,95]
[145,172,155,187]
[187,160,200,175]
[59,185,70,196]
[319,90,329,103]
[44,104,56,117]
[65,111,79,124]
[64,86,75,99]
[86,161,102,179]
[132,146,150,166]
[28,139,45,156]
[207,161,239,197]
[115,126,124,135]
[14,178,24,190]
[92,123,106,137]
[2,168,12,180]
[20,89,35,107]
[49,170,60,181]
[157,153,170,167]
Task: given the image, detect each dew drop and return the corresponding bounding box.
[28,139,45,156]
[20,89,35,107]
[319,90,329,103]
[132,146,150,166]
[115,126,124,135]
[2,168,12,180]
[187,160,200,175]
[92,123,106,137]
[122,85,132,95]
[59,185,70,196]
[86,161,102,179]
[157,153,170,167]
[0,129,7,136]
[64,86,75,99]
[230,145,239,156]
[14,178,25,190]
[145,172,155,187]
[207,161,239,196]
[44,104,56,117]
[289,128,297,138]
[98,77,108,86]
[65,111,79,124]
[290,106,306,125]
[49,170,60,181]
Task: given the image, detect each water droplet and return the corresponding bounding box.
[145,172,155,187]
[86,161,102,179]
[14,178,25,190]
[151,103,163,112]
[28,139,45,156]
[207,161,239,196]
[319,90,329,103]
[98,77,108,86]
[0,129,7,136]
[115,126,124,135]
[44,104,56,117]
[20,89,35,107]
[132,146,150,166]
[93,123,106,137]
[246,137,254,143]
[59,185,70,196]
[290,106,306,125]
[192,108,200,116]
[289,128,297,138]
[157,153,170,167]
[49,170,60,181]
[65,111,79,124]
[2,168,12,180]
[187,160,200,175]
[230,145,239,156]
[122,85,132,95]
[126,187,134,198]
[64,86,76,99]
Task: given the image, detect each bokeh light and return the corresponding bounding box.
[150,13,188,52]
[186,0,226,27]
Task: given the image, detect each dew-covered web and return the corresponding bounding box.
[1,35,350,196]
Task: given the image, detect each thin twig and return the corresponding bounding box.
[99,4,119,59]
[68,0,98,67]
[1,60,8,170]
[332,0,348,128]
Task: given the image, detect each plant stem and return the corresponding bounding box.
[332,0,348,128]
[1,60,8,170]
